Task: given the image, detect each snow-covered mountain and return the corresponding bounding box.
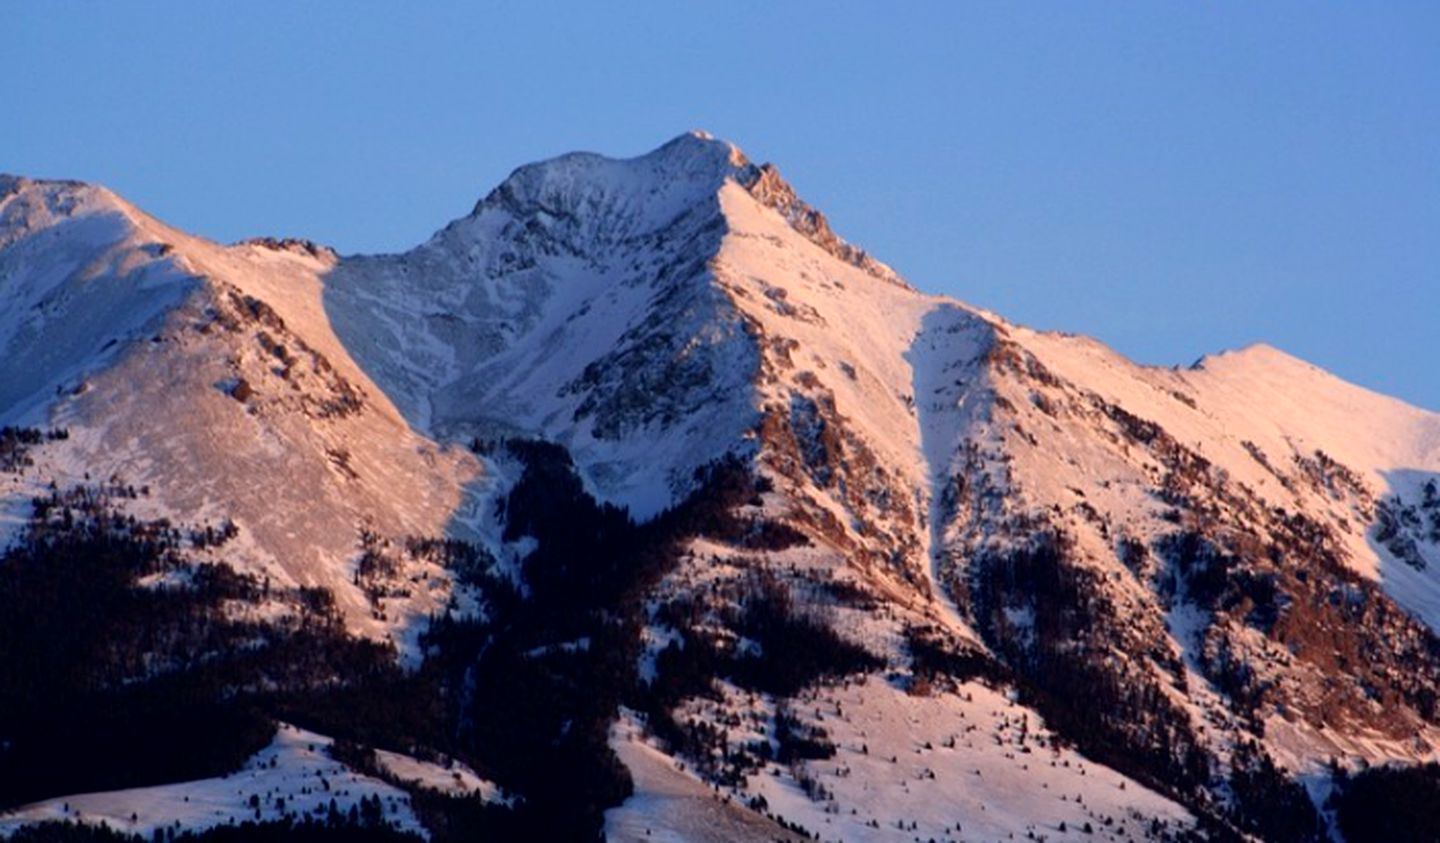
[2,134,1439,842]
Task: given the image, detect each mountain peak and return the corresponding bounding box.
[654,128,750,164]
[0,173,125,214]
[0,173,149,258]
[457,133,907,288]
[470,132,748,224]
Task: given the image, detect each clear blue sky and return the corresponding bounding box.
[7,3,1438,408]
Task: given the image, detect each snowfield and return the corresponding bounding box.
[607,711,808,843]
[0,723,502,840]
[740,679,1194,842]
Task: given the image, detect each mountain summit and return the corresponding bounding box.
[2,136,1439,841]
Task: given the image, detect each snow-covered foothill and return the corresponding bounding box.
[0,723,492,840]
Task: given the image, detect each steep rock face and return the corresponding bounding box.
[737,161,906,286]
[323,133,762,515]
[910,324,1440,835]
[320,132,926,518]
[981,332,1440,756]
